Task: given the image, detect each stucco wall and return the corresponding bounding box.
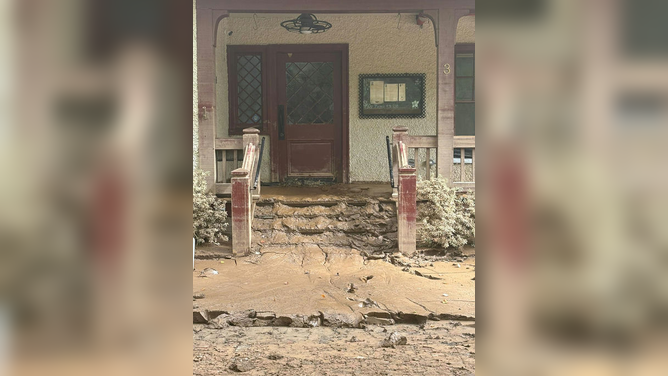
[210,13,474,182]
[193,0,198,171]
[457,15,475,44]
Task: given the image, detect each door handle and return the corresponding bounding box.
[278,105,285,140]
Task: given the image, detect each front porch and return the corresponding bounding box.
[196,1,475,256]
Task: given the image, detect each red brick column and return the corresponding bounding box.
[397,166,417,257]
[231,168,251,256]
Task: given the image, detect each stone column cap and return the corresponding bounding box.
[243,127,260,134]
[231,168,250,176]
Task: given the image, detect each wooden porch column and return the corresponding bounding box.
[243,127,261,198]
[436,8,471,183]
[197,7,228,188]
[231,168,251,256]
[397,166,417,257]
[242,127,260,148]
[242,127,260,175]
[391,126,408,197]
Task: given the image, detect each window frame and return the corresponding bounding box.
[227,45,268,135]
[454,43,475,136]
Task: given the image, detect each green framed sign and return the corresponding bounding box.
[359,73,426,119]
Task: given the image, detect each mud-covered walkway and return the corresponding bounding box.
[193,246,474,327]
[193,321,475,375]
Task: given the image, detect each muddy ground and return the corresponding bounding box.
[193,245,474,375]
[193,320,475,375]
[194,182,475,375]
[193,247,475,322]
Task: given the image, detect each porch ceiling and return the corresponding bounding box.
[197,0,475,13]
[225,12,475,45]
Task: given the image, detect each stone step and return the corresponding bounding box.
[250,196,398,253]
[253,230,397,251]
[256,198,384,207]
[253,201,396,219]
[252,216,397,234]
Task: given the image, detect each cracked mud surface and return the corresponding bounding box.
[193,247,475,374]
[193,247,474,323]
[195,186,474,374]
[193,321,475,375]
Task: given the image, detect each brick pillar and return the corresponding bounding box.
[397,166,417,257]
[391,126,408,197]
[231,168,251,256]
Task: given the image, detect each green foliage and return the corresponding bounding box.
[416,177,475,249]
[193,169,228,245]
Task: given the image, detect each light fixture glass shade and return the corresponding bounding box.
[280,13,331,34]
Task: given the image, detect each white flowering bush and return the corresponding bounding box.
[416,177,475,249]
[193,169,228,245]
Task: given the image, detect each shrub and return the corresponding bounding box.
[193,169,228,245]
[416,177,475,249]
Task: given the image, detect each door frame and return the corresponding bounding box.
[267,44,349,183]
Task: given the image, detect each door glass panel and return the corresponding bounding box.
[236,55,262,124]
[455,103,475,136]
[285,62,334,124]
[455,54,474,77]
[456,78,474,101]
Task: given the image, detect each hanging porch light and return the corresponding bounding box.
[280,13,332,34]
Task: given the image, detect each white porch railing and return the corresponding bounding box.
[452,136,475,189]
[391,127,475,188]
[214,138,243,195]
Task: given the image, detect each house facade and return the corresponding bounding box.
[195,0,475,193]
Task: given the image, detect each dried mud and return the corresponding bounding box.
[193,321,475,375]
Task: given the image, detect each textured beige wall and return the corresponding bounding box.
[193,0,198,171]
[210,13,474,182]
[456,15,475,44]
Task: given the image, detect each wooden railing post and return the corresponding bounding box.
[242,127,260,148]
[391,126,408,197]
[231,168,251,256]
[397,166,417,257]
[243,127,260,183]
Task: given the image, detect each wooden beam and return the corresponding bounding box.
[453,136,475,148]
[404,135,438,148]
[215,138,244,150]
[197,0,475,12]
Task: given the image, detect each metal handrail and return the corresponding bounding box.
[253,137,265,190]
[386,136,394,188]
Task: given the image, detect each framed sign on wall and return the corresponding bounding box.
[359,73,426,119]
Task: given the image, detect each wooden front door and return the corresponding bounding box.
[275,49,343,182]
